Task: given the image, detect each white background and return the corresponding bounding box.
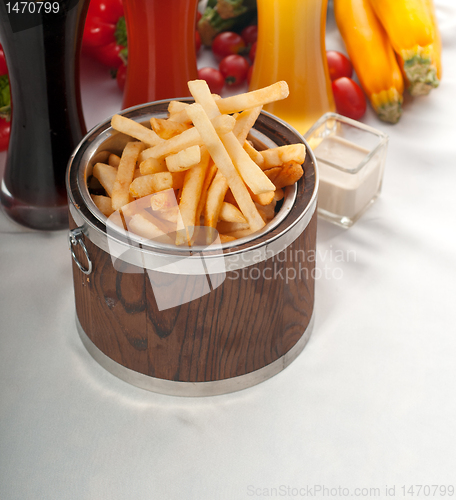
[1,2,456,499]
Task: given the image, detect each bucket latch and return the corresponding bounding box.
[69,227,92,275]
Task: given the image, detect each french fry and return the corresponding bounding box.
[175,148,211,245]
[188,79,221,119]
[127,213,173,244]
[216,221,250,234]
[219,202,247,223]
[120,195,154,218]
[204,170,228,230]
[219,234,237,243]
[122,200,176,235]
[168,100,192,124]
[139,113,236,162]
[195,162,217,224]
[274,188,284,202]
[165,145,201,172]
[139,157,167,175]
[189,79,274,195]
[108,153,121,168]
[167,107,191,124]
[263,167,281,182]
[156,206,181,225]
[260,144,306,169]
[187,80,231,230]
[243,141,265,168]
[111,142,145,210]
[91,194,114,217]
[233,106,262,143]
[186,103,265,232]
[250,190,275,206]
[224,228,257,239]
[273,161,304,189]
[216,81,289,114]
[92,163,117,197]
[129,172,173,198]
[150,189,178,211]
[256,200,276,222]
[111,114,164,147]
[168,100,190,115]
[220,131,275,195]
[150,117,191,139]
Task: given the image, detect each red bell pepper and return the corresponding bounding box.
[0,44,11,152]
[82,0,127,69]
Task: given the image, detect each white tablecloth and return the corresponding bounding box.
[1,3,456,499]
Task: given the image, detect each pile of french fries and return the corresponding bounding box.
[90,80,306,246]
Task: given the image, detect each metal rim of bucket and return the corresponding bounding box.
[66,99,318,273]
[76,311,315,397]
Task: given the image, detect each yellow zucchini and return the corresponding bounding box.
[334,0,404,123]
[367,0,439,88]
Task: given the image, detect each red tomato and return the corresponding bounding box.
[249,41,257,63]
[195,30,202,53]
[0,117,10,152]
[326,50,353,81]
[241,25,258,46]
[332,77,366,120]
[0,46,8,75]
[198,67,225,94]
[116,63,127,91]
[92,41,123,68]
[87,0,124,25]
[82,0,125,69]
[196,10,202,26]
[219,55,250,86]
[83,16,116,49]
[212,32,245,59]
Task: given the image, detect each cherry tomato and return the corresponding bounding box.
[249,41,257,63]
[332,77,366,120]
[326,50,353,81]
[195,30,202,53]
[0,46,8,75]
[219,55,250,86]
[92,41,124,68]
[198,67,225,94]
[241,25,258,46]
[82,0,125,69]
[0,117,10,152]
[116,63,127,91]
[196,10,202,27]
[88,0,124,25]
[212,32,245,59]
[82,16,115,49]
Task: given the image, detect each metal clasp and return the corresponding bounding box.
[69,227,92,275]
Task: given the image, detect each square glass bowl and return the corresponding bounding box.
[305,112,388,228]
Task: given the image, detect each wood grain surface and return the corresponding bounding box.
[69,211,316,383]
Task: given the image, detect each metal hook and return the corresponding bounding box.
[69,227,92,275]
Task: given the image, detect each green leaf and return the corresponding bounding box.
[115,16,128,48]
[0,74,11,121]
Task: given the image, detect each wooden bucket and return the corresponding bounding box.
[66,100,318,396]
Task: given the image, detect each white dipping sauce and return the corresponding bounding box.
[314,136,383,219]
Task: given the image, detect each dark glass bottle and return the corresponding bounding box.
[0,0,88,230]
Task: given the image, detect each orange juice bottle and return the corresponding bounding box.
[250,0,335,134]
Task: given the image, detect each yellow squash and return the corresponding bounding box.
[334,0,404,123]
[367,0,439,90]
